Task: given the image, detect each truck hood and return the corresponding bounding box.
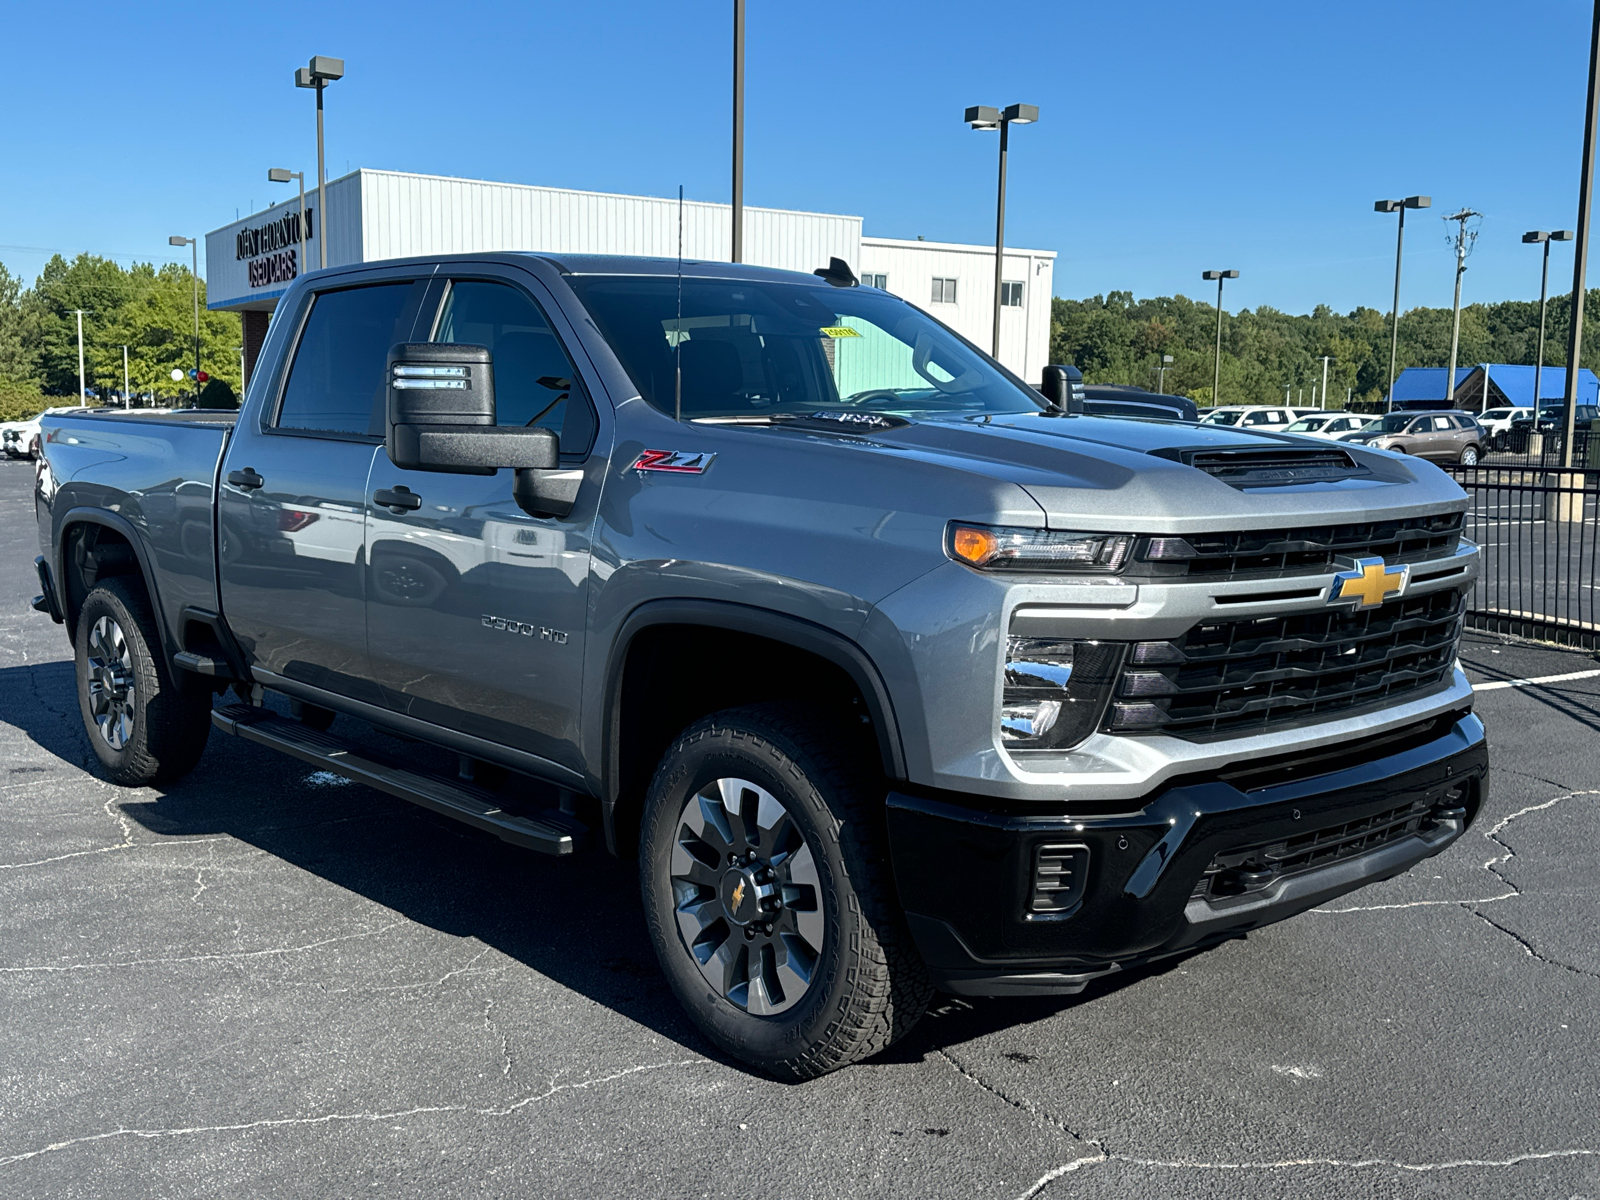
[864,412,1467,532]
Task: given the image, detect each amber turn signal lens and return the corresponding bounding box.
[951,526,998,565]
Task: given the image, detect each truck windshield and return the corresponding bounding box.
[1199,410,1241,425]
[565,275,1045,420]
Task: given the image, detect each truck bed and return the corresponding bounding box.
[36,409,236,651]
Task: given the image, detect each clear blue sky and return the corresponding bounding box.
[3,0,1595,316]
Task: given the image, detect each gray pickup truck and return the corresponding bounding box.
[33,252,1487,1079]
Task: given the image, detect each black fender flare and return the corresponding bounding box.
[53,507,173,660]
[600,598,908,852]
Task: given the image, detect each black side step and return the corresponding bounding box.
[211,703,586,855]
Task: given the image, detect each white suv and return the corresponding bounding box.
[1198,405,1297,430]
[1284,413,1371,440]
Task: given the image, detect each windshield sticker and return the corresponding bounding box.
[819,326,861,338]
[632,449,716,474]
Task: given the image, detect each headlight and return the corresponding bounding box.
[948,523,1132,573]
[1001,637,1123,750]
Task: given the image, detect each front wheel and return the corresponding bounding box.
[1459,444,1480,466]
[639,704,931,1080]
[75,578,211,785]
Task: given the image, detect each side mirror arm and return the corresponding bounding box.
[513,466,583,519]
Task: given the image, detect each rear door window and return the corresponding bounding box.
[434,280,597,456]
[277,283,420,435]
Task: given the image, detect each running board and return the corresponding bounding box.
[211,703,586,855]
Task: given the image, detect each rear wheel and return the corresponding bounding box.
[1459,443,1480,466]
[75,578,211,785]
[639,703,931,1080]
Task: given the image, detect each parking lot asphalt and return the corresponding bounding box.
[1,454,1597,1199]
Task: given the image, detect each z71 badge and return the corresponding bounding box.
[631,449,716,474]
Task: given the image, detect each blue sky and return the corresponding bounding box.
[3,0,1595,315]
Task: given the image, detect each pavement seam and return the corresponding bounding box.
[0,1058,708,1170]
[0,920,407,973]
[1021,1146,1600,1194]
[933,1048,1104,1149]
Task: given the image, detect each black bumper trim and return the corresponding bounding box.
[887,713,1487,993]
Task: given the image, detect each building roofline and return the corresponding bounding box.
[861,234,1056,258]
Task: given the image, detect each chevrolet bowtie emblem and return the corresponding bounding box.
[1332,556,1410,609]
[731,879,746,909]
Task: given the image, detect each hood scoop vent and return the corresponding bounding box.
[1149,445,1367,489]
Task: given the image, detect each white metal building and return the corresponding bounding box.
[207,168,1055,385]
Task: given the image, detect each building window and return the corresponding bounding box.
[863,273,887,290]
[1001,280,1024,307]
[931,277,958,304]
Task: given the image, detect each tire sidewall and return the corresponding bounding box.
[75,582,151,781]
[640,720,864,1071]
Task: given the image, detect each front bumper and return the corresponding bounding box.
[887,710,1487,996]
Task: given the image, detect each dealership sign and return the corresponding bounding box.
[236,207,314,289]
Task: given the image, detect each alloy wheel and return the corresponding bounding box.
[669,777,824,1016]
[85,615,135,750]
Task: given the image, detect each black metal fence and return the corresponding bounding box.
[1480,427,1598,470]
[1443,465,1600,649]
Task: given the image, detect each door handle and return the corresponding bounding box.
[374,486,422,513]
[227,467,264,491]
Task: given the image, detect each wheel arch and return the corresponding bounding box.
[54,509,169,657]
[600,599,908,857]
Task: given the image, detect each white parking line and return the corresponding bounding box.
[1472,668,1600,692]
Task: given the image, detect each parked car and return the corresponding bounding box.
[1340,410,1484,464]
[1197,405,1297,430]
[34,252,1486,1080]
[1478,407,1532,445]
[3,406,93,459]
[1080,385,1198,422]
[1511,402,1599,441]
[1284,413,1371,440]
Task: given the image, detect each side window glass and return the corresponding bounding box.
[435,281,597,456]
[1243,412,1267,425]
[277,283,416,434]
[1433,416,1455,432]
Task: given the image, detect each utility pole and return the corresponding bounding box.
[1443,207,1482,405]
[1561,1,1600,471]
[1317,354,1334,411]
[73,310,88,403]
[731,0,744,263]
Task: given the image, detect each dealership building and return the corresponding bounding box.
[205,168,1057,386]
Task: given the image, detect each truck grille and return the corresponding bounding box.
[1128,512,1462,581]
[1107,588,1464,739]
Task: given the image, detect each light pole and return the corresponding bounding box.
[168,235,200,403]
[295,55,344,271]
[1201,270,1238,405]
[732,0,744,263]
[965,102,1039,358]
[1374,196,1431,411]
[1562,1,1600,471]
[121,345,130,409]
[1155,353,1173,393]
[268,168,308,273]
[72,310,88,403]
[1523,229,1575,413]
[1317,354,1334,411]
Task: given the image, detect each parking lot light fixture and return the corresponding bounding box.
[1156,353,1174,393]
[268,168,309,273]
[1523,230,1575,414]
[965,102,1039,358]
[1201,270,1239,405]
[1375,195,1431,411]
[295,55,344,270]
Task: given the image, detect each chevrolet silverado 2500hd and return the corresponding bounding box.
[33,253,1486,1079]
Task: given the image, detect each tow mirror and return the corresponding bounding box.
[1039,364,1084,414]
[385,342,580,518]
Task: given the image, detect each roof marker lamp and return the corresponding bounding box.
[947,523,1132,572]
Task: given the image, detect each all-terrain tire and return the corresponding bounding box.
[75,577,211,785]
[639,703,932,1081]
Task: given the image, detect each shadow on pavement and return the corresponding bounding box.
[0,659,1203,1079]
